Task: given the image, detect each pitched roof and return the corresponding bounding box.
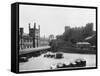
[85,34,96,40]
[76,42,90,44]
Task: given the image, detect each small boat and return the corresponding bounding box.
[50,58,86,69]
[19,56,28,62]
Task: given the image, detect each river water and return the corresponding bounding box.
[19,52,96,72]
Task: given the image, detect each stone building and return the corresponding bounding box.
[19,22,49,50]
[29,22,40,48]
[19,22,40,50]
[49,34,54,41]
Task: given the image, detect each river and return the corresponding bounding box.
[19,52,96,72]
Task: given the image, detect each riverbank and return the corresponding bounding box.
[52,47,96,54]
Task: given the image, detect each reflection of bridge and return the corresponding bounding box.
[19,46,51,56]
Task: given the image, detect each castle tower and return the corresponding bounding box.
[33,22,36,48]
[38,25,40,38]
[19,28,24,49]
[29,23,32,36]
[37,25,40,47]
[28,22,40,48]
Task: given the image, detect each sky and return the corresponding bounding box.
[19,5,96,38]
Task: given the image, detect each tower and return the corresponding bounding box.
[38,25,40,31]
[32,22,36,48]
[65,26,70,32]
[28,22,40,48]
[38,25,40,38]
[34,22,36,29]
[37,25,40,47]
[19,28,23,36]
[19,28,24,49]
[29,23,31,29]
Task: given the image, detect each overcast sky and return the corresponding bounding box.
[19,5,96,38]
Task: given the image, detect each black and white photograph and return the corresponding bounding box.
[18,3,97,72]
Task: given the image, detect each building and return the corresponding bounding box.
[19,34,33,49]
[29,22,40,48]
[19,22,49,50]
[39,37,49,46]
[19,22,40,50]
[85,34,96,50]
[49,34,54,41]
[85,34,96,45]
[76,42,91,50]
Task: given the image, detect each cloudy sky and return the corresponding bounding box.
[19,4,96,37]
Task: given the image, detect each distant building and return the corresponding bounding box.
[49,34,54,41]
[85,34,96,45]
[76,42,91,49]
[39,37,49,46]
[76,34,96,50]
[85,34,96,50]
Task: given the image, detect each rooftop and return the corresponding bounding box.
[76,42,90,45]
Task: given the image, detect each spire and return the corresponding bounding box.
[34,22,36,29]
[29,23,31,29]
[38,25,40,31]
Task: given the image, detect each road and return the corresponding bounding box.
[19,46,51,55]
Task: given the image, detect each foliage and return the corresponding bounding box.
[57,23,94,43]
[50,23,95,52]
[49,39,72,52]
